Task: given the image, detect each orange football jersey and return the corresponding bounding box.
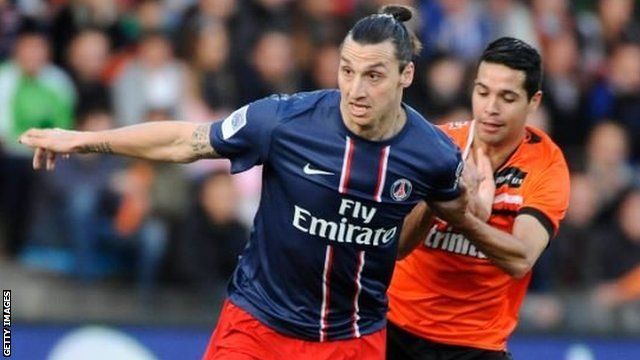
[387,121,570,350]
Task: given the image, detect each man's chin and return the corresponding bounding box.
[477,132,505,146]
[347,113,375,127]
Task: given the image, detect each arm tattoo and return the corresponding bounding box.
[77,142,113,154]
[191,123,216,158]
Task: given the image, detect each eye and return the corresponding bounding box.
[341,67,353,76]
[368,72,382,81]
[476,88,488,97]
[503,96,516,103]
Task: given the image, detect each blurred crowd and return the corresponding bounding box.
[0,0,639,332]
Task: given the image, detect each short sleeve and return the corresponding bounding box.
[209,95,281,173]
[425,148,464,202]
[518,149,570,238]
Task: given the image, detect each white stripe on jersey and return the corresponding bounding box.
[351,250,366,338]
[374,146,390,202]
[462,120,476,160]
[493,193,523,205]
[320,245,334,342]
[339,136,354,194]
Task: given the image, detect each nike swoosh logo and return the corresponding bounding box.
[303,163,334,176]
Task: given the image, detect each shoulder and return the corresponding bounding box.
[38,65,76,99]
[0,62,19,83]
[516,126,570,197]
[406,108,460,154]
[266,89,339,115]
[522,125,567,169]
[244,89,339,123]
[405,107,462,172]
[436,120,472,148]
[40,65,73,85]
[0,61,16,74]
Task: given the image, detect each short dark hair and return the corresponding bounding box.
[479,37,542,99]
[346,5,422,71]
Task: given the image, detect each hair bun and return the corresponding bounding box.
[380,5,413,22]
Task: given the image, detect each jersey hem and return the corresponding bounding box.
[228,294,386,342]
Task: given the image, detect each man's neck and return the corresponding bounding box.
[342,107,406,142]
[474,129,525,171]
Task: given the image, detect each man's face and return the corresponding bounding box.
[338,37,413,132]
[472,62,540,146]
[69,32,109,80]
[15,35,49,76]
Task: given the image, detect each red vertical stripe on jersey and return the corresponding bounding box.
[374,146,390,202]
[320,245,334,342]
[339,137,355,194]
[351,250,365,338]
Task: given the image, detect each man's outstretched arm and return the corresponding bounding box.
[19,121,220,170]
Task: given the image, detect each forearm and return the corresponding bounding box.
[398,201,434,259]
[75,121,217,162]
[456,214,532,278]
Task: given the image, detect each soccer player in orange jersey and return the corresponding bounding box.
[387,37,570,359]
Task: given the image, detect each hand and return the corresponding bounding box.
[462,153,482,197]
[473,147,495,221]
[19,128,82,171]
[461,147,495,221]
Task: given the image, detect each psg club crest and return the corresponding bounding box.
[390,178,412,201]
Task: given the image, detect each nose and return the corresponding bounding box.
[350,75,366,99]
[484,95,499,115]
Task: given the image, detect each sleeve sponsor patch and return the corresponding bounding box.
[221,105,249,140]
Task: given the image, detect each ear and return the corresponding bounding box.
[527,90,543,114]
[400,61,415,88]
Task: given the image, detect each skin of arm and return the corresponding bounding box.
[400,147,548,277]
[397,201,434,259]
[19,121,220,170]
[430,196,550,279]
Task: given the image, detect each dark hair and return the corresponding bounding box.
[346,5,422,70]
[479,37,542,99]
[16,17,48,39]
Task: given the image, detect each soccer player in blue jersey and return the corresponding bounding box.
[19,5,467,359]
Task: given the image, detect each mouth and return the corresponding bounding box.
[349,102,370,117]
[478,120,504,133]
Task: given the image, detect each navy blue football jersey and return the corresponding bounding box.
[209,90,462,341]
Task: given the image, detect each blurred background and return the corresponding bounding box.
[0,0,639,359]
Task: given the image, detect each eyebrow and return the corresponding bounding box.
[474,81,520,97]
[340,57,388,71]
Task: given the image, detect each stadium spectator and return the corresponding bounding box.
[66,29,112,115]
[585,43,640,160]
[486,0,538,50]
[416,52,470,123]
[0,26,75,255]
[591,188,640,331]
[419,0,492,62]
[184,21,238,120]
[50,0,125,65]
[178,170,249,295]
[584,121,639,223]
[541,32,585,153]
[238,29,299,104]
[113,30,186,126]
